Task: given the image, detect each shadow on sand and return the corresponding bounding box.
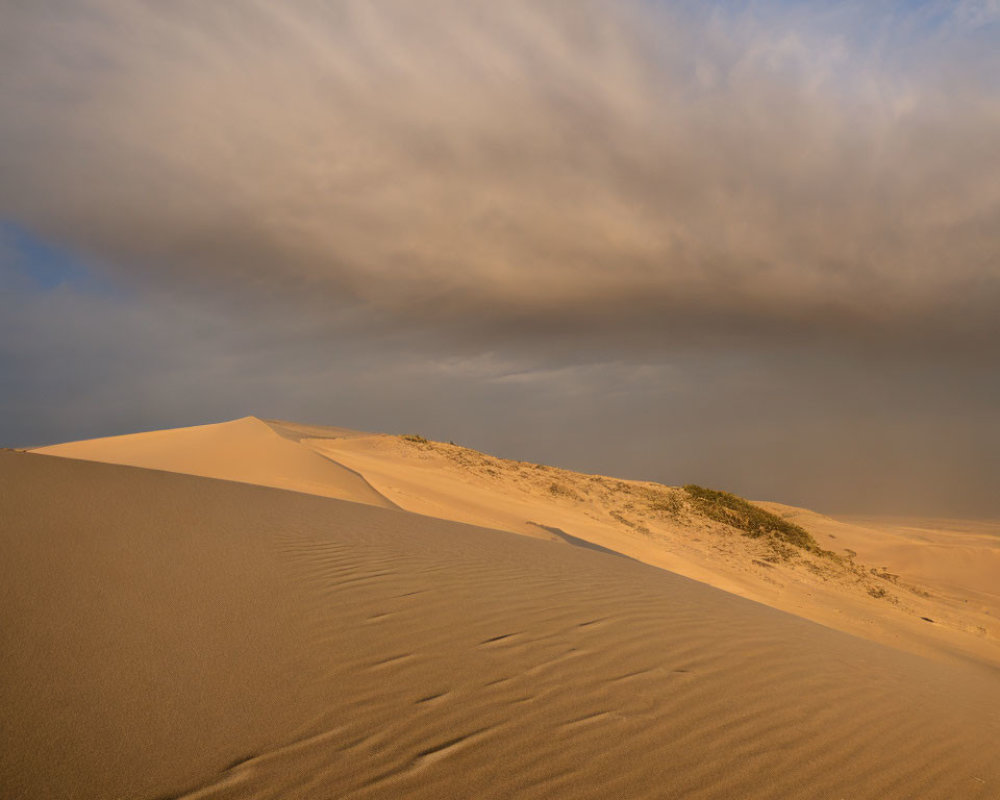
[528,522,637,563]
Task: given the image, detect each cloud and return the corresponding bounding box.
[1,0,997,353]
[3,264,996,515]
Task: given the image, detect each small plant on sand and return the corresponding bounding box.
[401,434,429,444]
[609,510,651,535]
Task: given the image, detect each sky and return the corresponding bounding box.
[1,0,998,516]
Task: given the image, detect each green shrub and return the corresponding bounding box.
[682,484,821,553]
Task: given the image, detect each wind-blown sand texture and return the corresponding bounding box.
[3,450,999,799]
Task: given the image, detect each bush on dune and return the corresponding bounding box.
[682,484,829,556]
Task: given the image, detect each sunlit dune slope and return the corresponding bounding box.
[32,416,393,508]
[282,422,1000,669]
[2,450,999,800]
[760,504,1000,609]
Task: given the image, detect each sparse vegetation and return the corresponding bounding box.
[547,482,580,501]
[682,484,826,555]
[634,485,683,517]
[609,510,651,535]
[870,568,899,584]
[386,436,943,611]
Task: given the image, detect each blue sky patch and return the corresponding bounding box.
[1,220,121,296]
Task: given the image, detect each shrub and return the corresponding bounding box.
[682,484,821,553]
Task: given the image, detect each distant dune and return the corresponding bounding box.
[4,418,999,798]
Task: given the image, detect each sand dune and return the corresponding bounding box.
[3,450,999,799]
[758,503,1000,655]
[824,514,1000,605]
[32,416,393,508]
[27,418,1000,669]
[277,423,1000,669]
[756,505,1000,602]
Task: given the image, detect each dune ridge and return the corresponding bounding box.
[32,416,394,508]
[2,450,999,799]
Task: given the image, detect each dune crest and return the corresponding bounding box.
[32,416,394,508]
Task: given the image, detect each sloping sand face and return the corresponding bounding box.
[758,503,1000,654]
[282,427,1000,668]
[758,505,1000,606]
[3,451,999,799]
[32,416,393,508]
[828,516,1000,604]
